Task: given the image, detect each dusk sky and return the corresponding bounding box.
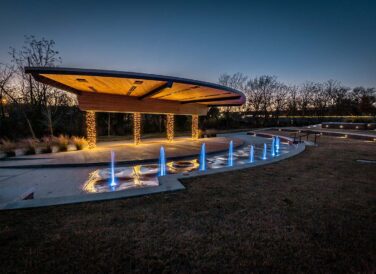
[1,0,375,87]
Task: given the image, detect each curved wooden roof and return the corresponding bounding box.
[25,67,245,115]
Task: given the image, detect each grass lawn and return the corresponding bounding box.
[0,135,375,273]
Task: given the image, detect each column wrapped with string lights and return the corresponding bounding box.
[133,112,141,145]
[85,111,97,149]
[192,114,199,139]
[166,113,174,142]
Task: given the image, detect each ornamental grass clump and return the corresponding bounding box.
[0,139,16,157]
[71,136,88,150]
[57,135,70,152]
[22,138,38,155]
[41,136,57,153]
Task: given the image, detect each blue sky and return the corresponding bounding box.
[1,0,375,87]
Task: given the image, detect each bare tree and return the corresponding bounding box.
[310,82,329,118]
[0,64,13,118]
[351,87,376,115]
[324,80,349,115]
[218,73,248,126]
[9,35,74,136]
[299,82,315,116]
[286,85,299,116]
[0,63,36,138]
[246,76,278,125]
[272,83,289,124]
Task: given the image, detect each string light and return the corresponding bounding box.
[133,112,141,145]
[166,113,174,142]
[192,114,199,139]
[86,111,96,149]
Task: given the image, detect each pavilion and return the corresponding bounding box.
[25,67,245,148]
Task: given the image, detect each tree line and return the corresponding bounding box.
[216,73,375,127]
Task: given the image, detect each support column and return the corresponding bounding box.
[133,112,141,145]
[192,114,199,140]
[166,113,174,142]
[85,111,97,149]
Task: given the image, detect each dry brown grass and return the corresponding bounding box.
[71,136,89,150]
[0,136,375,273]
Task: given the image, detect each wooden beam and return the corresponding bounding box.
[77,92,208,115]
[138,81,173,100]
[180,95,241,104]
[32,74,82,95]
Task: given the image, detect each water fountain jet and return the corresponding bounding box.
[262,143,267,160]
[158,146,166,176]
[199,143,206,171]
[228,140,234,167]
[110,151,117,187]
[249,145,255,163]
[276,136,280,151]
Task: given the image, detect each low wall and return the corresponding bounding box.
[275,128,375,142]
[322,122,376,130]
[247,131,293,144]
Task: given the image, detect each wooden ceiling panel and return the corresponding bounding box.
[26,67,245,109]
[40,74,165,96]
[154,84,232,101]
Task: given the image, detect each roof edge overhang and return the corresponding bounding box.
[25,67,245,105]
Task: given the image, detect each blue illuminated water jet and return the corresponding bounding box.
[110,151,117,187]
[276,136,280,151]
[249,145,255,163]
[158,146,166,176]
[199,143,206,171]
[262,143,267,160]
[271,137,276,157]
[228,140,234,167]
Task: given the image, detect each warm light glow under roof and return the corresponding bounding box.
[25,67,245,115]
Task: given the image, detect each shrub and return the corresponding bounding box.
[198,129,203,138]
[57,135,70,152]
[71,136,88,150]
[205,129,217,137]
[0,139,16,157]
[21,138,39,155]
[41,136,58,153]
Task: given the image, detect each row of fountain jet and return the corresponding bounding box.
[158,136,281,176]
[108,136,281,187]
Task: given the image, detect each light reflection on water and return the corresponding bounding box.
[83,143,291,193]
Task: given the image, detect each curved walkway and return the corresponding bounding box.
[2,133,305,210]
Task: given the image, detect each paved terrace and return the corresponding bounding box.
[0,133,302,209]
[0,137,244,168]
